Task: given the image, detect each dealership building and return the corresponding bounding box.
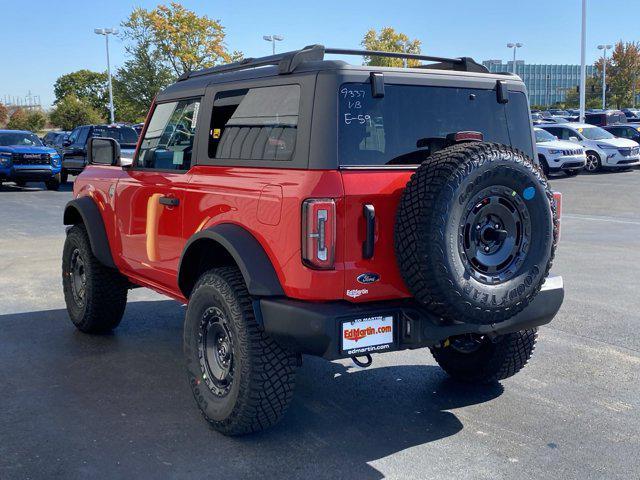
[482,60,597,106]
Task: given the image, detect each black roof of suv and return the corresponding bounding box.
[155,44,532,171]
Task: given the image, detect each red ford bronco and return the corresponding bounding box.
[62,45,563,435]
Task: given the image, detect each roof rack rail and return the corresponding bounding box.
[177,44,488,81]
[324,48,488,73]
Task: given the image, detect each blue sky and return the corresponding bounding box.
[1,0,637,108]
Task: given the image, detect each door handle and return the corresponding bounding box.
[362,204,375,259]
[159,196,180,206]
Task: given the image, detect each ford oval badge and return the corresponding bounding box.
[357,273,380,284]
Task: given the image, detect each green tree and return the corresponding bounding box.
[124,3,237,77]
[6,109,47,132]
[53,70,109,115]
[7,108,28,130]
[115,8,177,122]
[26,110,47,132]
[594,41,640,108]
[0,103,8,127]
[361,27,421,67]
[561,74,602,109]
[49,95,103,131]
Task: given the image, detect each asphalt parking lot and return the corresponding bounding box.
[1,171,639,480]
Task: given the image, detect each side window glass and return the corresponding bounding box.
[67,128,80,144]
[78,127,90,146]
[545,128,560,138]
[135,98,201,170]
[209,85,300,161]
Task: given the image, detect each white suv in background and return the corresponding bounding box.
[534,127,586,176]
[540,123,640,173]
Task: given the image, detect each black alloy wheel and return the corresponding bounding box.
[459,186,531,285]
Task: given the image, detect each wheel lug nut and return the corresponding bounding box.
[484,246,490,252]
[495,224,500,229]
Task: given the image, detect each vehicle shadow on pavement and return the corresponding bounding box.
[0,181,73,192]
[0,300,503,480]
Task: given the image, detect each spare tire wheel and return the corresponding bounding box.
[395,142,558,325]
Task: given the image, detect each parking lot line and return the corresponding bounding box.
[563,213,640,225]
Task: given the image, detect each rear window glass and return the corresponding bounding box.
[92,126,138,144]
[209,85,300,161]
[338,83,534,166]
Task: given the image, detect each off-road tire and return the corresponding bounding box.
[45,173,61,191]
[430,329,538,383]
[395,142,558,325]
[60,169,69,184]
[62,224,128,333]
[184,267,299,436]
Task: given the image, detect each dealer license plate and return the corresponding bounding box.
[341,315,394,355]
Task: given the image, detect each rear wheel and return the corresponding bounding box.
[184,267,299,435]
[430,329,538,383]
[584,151,601,173]
[62,225,128,333]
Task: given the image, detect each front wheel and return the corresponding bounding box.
[62,225,128,333]
[584,152,601,173]
[184,267,299,436]
[538,155,550,177]
[45,173,61,191]
[430,329,538,383]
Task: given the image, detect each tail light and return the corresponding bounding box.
[302,198,336,269]
[553,191,562,240]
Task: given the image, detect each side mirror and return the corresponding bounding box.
[88,137,121,166]
[569,136,579,142]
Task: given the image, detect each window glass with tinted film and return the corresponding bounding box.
[209,85,300,161]
[77,126,90,146]
[67,128,80,145]
[337,84,534,166]
[92,126,138,146]
[135,98,201,170]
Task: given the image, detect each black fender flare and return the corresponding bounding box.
[178,224,285,298]
[63,196,116,268]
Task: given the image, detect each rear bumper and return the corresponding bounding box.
[258,275,564,360]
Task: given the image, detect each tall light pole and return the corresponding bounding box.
[597,44,613,109]
[263,35,284,55]
[94,28,118,124]
[579,0,587,122]
[506,42,523,74]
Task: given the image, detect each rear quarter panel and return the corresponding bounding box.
[184,166,346,300]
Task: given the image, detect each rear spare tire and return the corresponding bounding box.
[395,142,558,325]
